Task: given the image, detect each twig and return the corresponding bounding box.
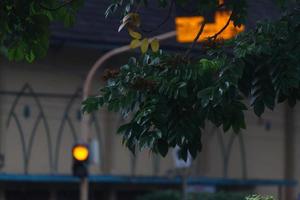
[177,3,225,15]
[217,3,225,10]
[141,0,175,33]
[208,13,232,41]
[184,21,206,58]
[39,0,74,11]
[134,0,143,13]
[183,12,232,58]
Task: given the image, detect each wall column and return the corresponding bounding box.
[102,111,116,174]
[284,103,295,200]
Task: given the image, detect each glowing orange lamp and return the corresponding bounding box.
[72,144,89,161]
[175,0,245,43]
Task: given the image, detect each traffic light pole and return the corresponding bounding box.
[80,113,91,200]
[80,178,89,200]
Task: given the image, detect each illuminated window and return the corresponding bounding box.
[175,2,245,43]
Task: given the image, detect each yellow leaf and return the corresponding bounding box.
[131,13,141,27]
[130,39,140,49]
[128,29,142,39]
[150,38,160,52]
[140,38,149,53]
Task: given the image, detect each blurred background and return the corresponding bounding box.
[0,0,299,200]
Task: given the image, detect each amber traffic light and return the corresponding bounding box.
[73,145,89,161]
[72,144,89,178]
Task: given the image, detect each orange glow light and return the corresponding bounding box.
[72,145,89,161]
[175,11,245,43]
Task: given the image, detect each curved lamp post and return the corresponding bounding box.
[80,30,176,200]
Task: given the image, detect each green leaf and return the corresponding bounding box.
[157,0,168,7]
[82,97,103,113]
[253,100,265,117]
[117,123,132,134]
[157,139,168,157]
[64,14,75,27]
[25,51,35,63]
[178,146,188,161]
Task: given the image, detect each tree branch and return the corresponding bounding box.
[140,0,175,34]
[208,13,232,41]
[134,0,143,13]
[184,21,206,58]
[183,4,230,58]
[39,0,74,11]
[177,3,225,16]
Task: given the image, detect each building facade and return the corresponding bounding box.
[0,0,299,199]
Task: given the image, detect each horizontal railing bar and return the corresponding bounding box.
[0,174,297,187]
[0,90,83,99]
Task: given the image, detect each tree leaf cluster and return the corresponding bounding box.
[83,6,300,160]
[0,0,83,62]
[106,0,248,30]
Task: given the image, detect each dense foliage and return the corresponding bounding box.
[0,0,83,62]
[245,195,274,200]
[137,190,248,200]
[83,3,300,160]
[107,0,248,54]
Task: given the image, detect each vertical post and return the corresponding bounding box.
[152,155,160,176]
[80,114,90,200]
[102,111,114,174]
[181,169,188,200]
[49,190,56,200]
[108,190,117,200]
[0,190,5,200]
[278,186,283,200]
[80,178,89,200]
[284,103,295,200]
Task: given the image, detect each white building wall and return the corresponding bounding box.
[0,47,299,198]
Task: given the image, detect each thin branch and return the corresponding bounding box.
[184,21,206,58]
[134,0,143,13]
[208,13,232,41]
[217,3,225,10]
[176,4,198,14]
[140,0,175,34]
[39,0,74,11]
[182,3,229,58]
[177,3,225,16]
